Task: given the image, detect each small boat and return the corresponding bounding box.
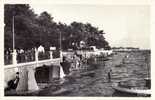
[113,79,151,97]
[113,85,151,97]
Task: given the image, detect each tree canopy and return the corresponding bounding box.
[4,4,111,51]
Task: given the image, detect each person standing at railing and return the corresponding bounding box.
[38,45,45,60]
[5,48,12,64]
[30,48,35,61]
[24,51,28,62]
[21,49,25,63]
[4,49,9,64]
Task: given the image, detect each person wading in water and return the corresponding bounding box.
[108,69,112,83]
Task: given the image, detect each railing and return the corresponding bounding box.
[4,49,61,65]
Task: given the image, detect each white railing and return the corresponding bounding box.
[4,48,62,69]
[4,58,61,69]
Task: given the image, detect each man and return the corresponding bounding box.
[107,69,112,82]
[5,72,20,91]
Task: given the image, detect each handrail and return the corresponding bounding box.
[4,58,61,69]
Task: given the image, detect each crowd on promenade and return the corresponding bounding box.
[4,45,60,65]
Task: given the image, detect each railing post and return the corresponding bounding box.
[60,50,63,62]
[35,48,38,66]
[50,47,56,59]
[50,50,53,59]
[12,49,17,65]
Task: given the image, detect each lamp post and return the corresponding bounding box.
[58,28,65,79]
[58,28,62,60]
[12,16,15,50]
[59,29,61,51]
[12,15,17,65]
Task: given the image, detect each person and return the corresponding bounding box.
[107,69,112,82]
[38,45,45,60]
[5,72,20,91]
[73,54,80,70]
[60,56,71,75]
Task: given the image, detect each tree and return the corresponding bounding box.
[4,4,111,51]
[4,4,38,50]
[37,11,58,49]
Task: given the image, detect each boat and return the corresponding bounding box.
[113,85,151,97]
[113,79,151,97]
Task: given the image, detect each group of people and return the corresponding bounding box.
[4,48,36,64]
[60,52,86,75]
[4,46,59,65]
[60,51,113,83]
[17,48,36,63]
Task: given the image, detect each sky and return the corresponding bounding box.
[30,4,150,49]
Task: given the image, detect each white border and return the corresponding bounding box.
[0,0,154,100]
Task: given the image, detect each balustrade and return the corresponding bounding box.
[4,48,61,65]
